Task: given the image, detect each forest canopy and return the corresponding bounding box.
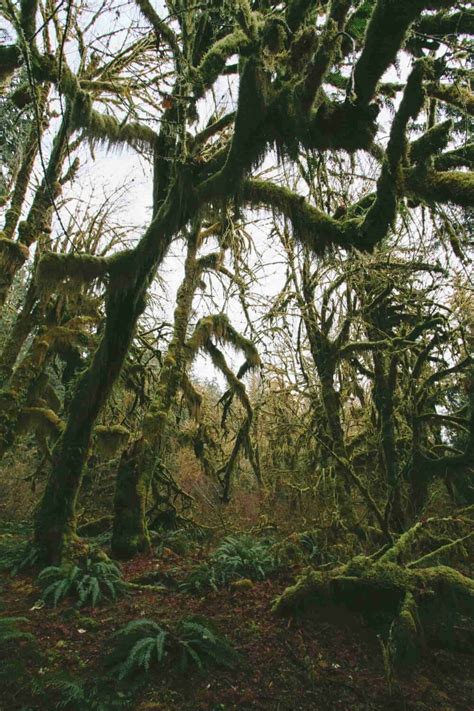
[0,1,473,709]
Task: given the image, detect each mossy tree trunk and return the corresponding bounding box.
[111,225,216,558]
[34,167,195,562]
[111,436,152,558]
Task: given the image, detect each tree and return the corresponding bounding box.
[0,0,472,562]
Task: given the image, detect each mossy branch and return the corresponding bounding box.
[353,0,451,106]
[408,532,474,569]
[36,252,109,289]
[134,0,181,58]
[192,30,248,99]
[409,120,453,164]
[242,179,363,253]
[415,9,474,37]
[435,142,474,170]
[361,59,429,245]
[186,313,260,368]
[427,82,474,116]
[406,168,474,208]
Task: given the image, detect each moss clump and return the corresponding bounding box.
[0,237,29,266]
[0,45,22,85]
[18,407,64,438]
[93,424,130,459]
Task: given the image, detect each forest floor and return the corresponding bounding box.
[1,544,473,711]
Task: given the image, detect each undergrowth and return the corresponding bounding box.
[0,532,40,574]
[107,615,240,679]
[181,534,279,592]
[37,557,126,607]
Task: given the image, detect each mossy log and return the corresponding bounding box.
[273,556,474,666]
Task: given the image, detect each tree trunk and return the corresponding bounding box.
[111,437,152,558]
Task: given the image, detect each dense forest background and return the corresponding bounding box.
[0,1,473,709]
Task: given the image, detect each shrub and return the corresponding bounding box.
[38,557,126,608]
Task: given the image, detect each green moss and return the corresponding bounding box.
[389,592,422,666]
[274,555,474,665]
[409,120,453,164]
[435,142,474,171]
[243,178,362,253]
[187,313,260,368]
[427,81,474,115]
[416,10,474,38]
[37,251,108,288]
[192,30,248,99]
[93,425,130,459]
[286,0,314,32]
[353,0,445,106]
[18,407,64,437]
[0,45,22,85]
[406,168,474,208]
[0,237,29,265]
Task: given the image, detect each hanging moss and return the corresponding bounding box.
[306,99,380,153]
[93,424,130,459]
[0,45,22,85]
[186,313,260,367]
[0,236,29,267]
[242,179,363,253]
[17,407,64,438]
[181,373,202,419]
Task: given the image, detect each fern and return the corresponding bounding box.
[38,558,126,608]
[107,619,169,679]
[107,615,239,679]
[176,616,240,671]
[0,616,35,643]
[0,534,40,574]
[181,534,278,592]
[37,673,131,710]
